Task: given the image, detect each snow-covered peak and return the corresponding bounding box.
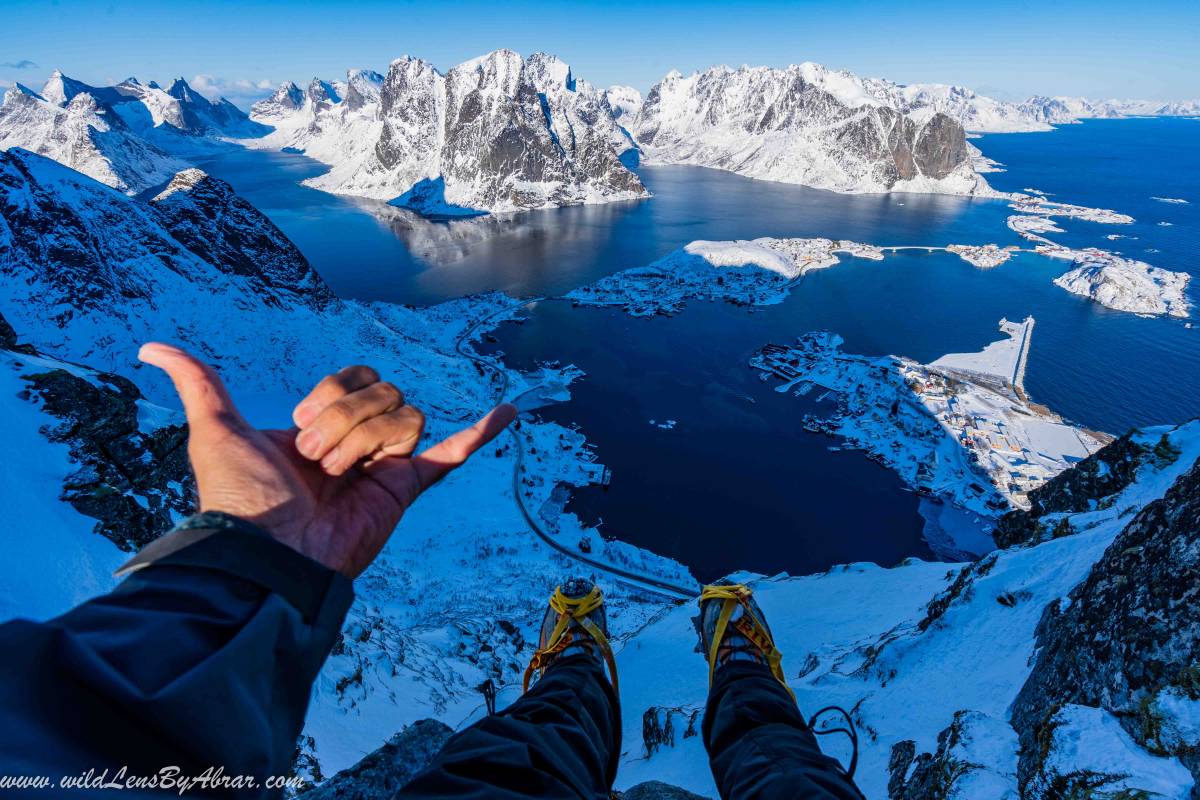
[7,83,45,102]
[525,52,576,92]
[165,77,203,104]
[251,81,306,120]
[445,48,525,100]
[306,78,341,106]
[344,69,384,110]
[634,61,987,195]
[602,85,642,120]
[40,70,99,107]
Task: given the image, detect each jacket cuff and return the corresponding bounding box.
[115,511,354,624]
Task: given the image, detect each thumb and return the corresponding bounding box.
[407,404,518,495]
[138,342,247,433]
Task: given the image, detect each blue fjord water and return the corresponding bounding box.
[195,119,1198,581]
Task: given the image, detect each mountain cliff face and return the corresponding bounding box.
[1012,453,1200,795]
[252,50,646,214]
[0,149,329,319]
[631,64,989,195]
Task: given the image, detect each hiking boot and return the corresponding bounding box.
[694,580,793,696]
[523,577,618,693]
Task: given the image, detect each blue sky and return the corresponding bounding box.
[1,0,1197,108]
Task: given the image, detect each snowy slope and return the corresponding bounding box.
[614,424,1200,798]
[631,64,992,196]
[248,51,646,215]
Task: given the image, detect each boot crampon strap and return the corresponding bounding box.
[523,584,619,694]
[700,583,794,700]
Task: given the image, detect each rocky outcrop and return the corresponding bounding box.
[1,310,192,551]
[993,432,1147,547]
[1011,456,1200,792]
[631,64,986,195]
[617,782,712,800]
[150,168,333,307]
[642,705,701,756]
[886,711,1017,799]
[299,719,453,799]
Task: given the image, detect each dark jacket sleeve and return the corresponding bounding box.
[0,512,354,798]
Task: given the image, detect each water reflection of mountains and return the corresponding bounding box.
[349,196,646,268]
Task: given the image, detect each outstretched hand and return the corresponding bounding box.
[140,343,517,578]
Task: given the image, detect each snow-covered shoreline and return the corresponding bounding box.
[750,321,1106,534]
[567,237,883,316]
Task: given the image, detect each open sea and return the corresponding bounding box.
[193,118,1199,581]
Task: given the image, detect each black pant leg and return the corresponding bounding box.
[702,662,863,799]
[399,654,620,799]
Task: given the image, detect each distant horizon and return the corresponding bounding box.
[2,0,1197,110]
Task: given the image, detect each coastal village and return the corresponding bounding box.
[750,318,1108,521]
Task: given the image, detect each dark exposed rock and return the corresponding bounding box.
[1011,456,1200,792]
[22,364,192,551]
[0,306,191,551]
[617,781,712,800]
[917,553,998,632]
[993,432,1147,548]
[642,705,702,757]
[299,719,453,799]
[911,112,968,179]
[0,312,36,354]
[150,169,334,307]
[886,711,993,800]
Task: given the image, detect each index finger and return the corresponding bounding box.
[293,365,385,428]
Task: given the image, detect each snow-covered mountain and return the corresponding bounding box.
[862,79,1053,133]
[248,72,387,198]
[249,51,646,215]
[602,84,643,120]
[0,70,267,194]
[1020,95,1200,124]
[0,83,186,194]
[631,63,991,195]
[36,70,266,140]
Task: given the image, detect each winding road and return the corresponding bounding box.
[455,299,699,601]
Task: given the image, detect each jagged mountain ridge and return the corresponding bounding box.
[0,83,187,194]
[0,70,266,194]
[251,50,646,215]
[631,63,990,195]
[1020,95,1200,124]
